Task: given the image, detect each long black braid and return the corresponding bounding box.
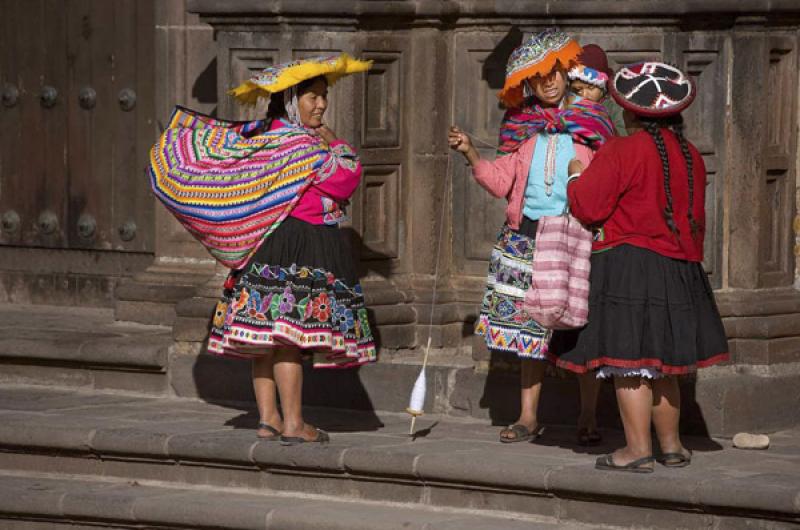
[670,118,700,238]
[642,120,679,236]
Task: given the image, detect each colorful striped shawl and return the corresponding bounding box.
[149,107,325,269]
[497,99,614,155]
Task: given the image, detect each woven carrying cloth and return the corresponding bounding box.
[148,107,326,269]
[498,28,582,108]
[497,99,614,155]
[610,62,696,118]
[523,214,592,330]
[230,54,372,105]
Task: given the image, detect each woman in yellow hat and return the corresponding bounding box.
[152,54,375,444]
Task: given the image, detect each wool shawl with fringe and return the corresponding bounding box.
[497,99,615,155]
[149,107,326,269]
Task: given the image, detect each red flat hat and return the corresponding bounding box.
[610,61,696,118]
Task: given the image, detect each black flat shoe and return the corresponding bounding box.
[499,424,544,443]
[595,454,655,473]
[657,451,692,468]
[577,428,603,446]
[256,422,281,441]
[280,428,330,446]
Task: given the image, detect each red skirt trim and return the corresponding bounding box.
[550,352,730,375]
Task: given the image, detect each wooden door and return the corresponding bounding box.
[0,0,155,253]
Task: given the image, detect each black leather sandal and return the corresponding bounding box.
[499,424,544,443]
[280,427,330,446]
[256,422,281,441]
[595,454,655,473]
[657,451,692,468]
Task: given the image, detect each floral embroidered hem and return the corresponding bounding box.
[208,261,376,368]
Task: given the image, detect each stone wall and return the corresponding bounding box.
[153,1,800,435]
[183,0,800,358]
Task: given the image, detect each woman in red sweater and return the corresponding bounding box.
[556,62,729,472]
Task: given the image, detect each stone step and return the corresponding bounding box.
[0,304,173,395]
[176,349,800,437]
[0,386,797,529]
[5,303,800,438]
[0,471,566,530]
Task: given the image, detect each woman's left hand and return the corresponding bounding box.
[568,158,585,175]
[317,125,337,144]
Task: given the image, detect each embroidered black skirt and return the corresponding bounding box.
[550,244,729,377]
[208,216,376,368]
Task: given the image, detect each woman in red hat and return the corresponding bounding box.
[556,62,729,472]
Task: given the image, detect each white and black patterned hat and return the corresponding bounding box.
[610,62,695,118]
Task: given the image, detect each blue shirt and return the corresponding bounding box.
[522,132,575,220]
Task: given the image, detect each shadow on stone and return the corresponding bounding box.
[482,27,524,91]
[190,350,384,432]
[476,350,723,451]
[679,377,723,451]
[192,57,218,105]
[222,403,384,433]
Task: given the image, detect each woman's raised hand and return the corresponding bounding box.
[448,126,473,153]
[448,125,481,166]
[317,125,337,144]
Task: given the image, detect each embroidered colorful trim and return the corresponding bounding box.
[610,61,696,118]
[497,99,614,155]
[568,65,608,89]
[476,225,552,359]
[208,262,376,368]
[317,142,359,184]
[499,28,582,108]
[551,352,730,375]
[149,106,326,269]
[230,54,372,106]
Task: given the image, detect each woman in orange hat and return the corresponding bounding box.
[449,28,614,444]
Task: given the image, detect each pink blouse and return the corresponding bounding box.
[268,119,362,226]
[472,136,595,230]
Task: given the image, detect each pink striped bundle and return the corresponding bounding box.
[524,214,592,330]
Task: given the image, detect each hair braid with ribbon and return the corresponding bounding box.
[642,120,679,236]
[670,119,700,238]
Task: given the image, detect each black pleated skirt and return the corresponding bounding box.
[208,216,376,368]
[550,244,729,376]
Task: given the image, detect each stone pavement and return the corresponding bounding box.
[0,384,797,529]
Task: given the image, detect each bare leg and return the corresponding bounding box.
[577,372,602,432]
[273,346,317,440]
[252,354,283,437]
[652,376,687,459]
[501,359,546,440]
[611,376,654,468]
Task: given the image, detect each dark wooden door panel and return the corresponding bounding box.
[0,0,155,253]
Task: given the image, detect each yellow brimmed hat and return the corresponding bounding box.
[498,28,581,108]
[230,53,372,105]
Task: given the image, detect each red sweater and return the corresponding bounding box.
[567,130,706,262]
